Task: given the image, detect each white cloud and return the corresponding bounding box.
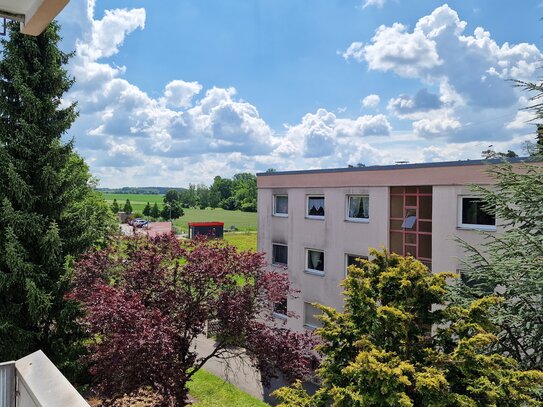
[57,1,540,187]
[413,116,461,138]
[281,108,392,159]
[362,94,381,108]
[162,80,203,109]
[387,88,442,117]
[343,4,542,143]
[362,0,387,9]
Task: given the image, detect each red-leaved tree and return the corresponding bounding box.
[69,234,314,406]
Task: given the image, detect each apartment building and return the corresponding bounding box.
[256,158,529,332]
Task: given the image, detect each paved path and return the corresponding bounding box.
[194,336,265,400]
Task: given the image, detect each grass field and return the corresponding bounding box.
[102,193,257,232]
[173,208,257,232]
[188,369,269,407]
[224,232,258,251]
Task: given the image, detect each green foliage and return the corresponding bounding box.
[448,161,543,370]
[110,198,120,214]
[161,201,184,220]
[142,202,151,217]
[123,198,133,214]
[273,249,543,406]
[179,184,198,208]
[0,21,114,377]
[164,189,181,204]
[481,148,519,159]
[150,202,160,218]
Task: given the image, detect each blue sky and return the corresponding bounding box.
[54,0,543,187]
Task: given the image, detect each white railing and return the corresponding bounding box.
[0,362,15,407]
[0,351,89,407]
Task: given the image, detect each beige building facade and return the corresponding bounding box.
[257,159,526,332]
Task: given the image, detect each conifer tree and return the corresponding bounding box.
[274,249,543,406]
[123,199,132,214]
[0,21,114,374]
[449,162,543,370]
[111,198,120,214]
[142,202,151,217]
[150,202,160,218]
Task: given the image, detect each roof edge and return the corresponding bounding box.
[256,157,539,177]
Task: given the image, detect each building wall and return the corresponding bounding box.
[257,164,509,332]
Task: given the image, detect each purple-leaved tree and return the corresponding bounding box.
[69,234,314,406]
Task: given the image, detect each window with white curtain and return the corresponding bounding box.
[307,196,325,217]
[306,249,324,275]
[346,195,369,221]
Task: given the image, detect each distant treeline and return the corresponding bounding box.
[177,173,257,212]
[97,187,186,195]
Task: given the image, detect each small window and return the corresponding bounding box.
[304,302,323,329]
[346,254,367,276]
[459,197,496,230]
[306,249,324,275]
[346,195,369,221]
[273,195,288,216]
[273,297,287,317]
[307,196,325,218]
[272,244,288,265]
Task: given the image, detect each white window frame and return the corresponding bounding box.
[271,243,288,266]
[457,195,496,231]
[306,195,325,219]
[303,301,322,330]
[345,195,370,222]
[305,249,325,276]
[345,253,368,277]
[273,195,288,217]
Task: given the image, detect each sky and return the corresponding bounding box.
[50,0,543,187]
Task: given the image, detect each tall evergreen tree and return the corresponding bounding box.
[0,21,114,375]
[123,198,132,214]
[142,202,151,217]
[150,202,160,218]
[111,198,120,214]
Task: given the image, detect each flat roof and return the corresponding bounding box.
[257,157,535,177]
[189,222,224,227]
[257,157,543,189]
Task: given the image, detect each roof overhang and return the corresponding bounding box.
[0,0,69,36]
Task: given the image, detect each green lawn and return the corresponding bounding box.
[188,369,269,407]
[174,208,257,232]
[223,232,258,251]
[101,193,257,232]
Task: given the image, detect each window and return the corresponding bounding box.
[306,249,324,275]
[273,195,288,216]
[304,302,322,329]
[273,297,287,318]
[346,195,369,221]
[345,254,368,276]
[307,196,325,218]
[458,197,496,230]
[272,244,288,265]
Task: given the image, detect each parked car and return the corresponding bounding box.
[133,218,149,228]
